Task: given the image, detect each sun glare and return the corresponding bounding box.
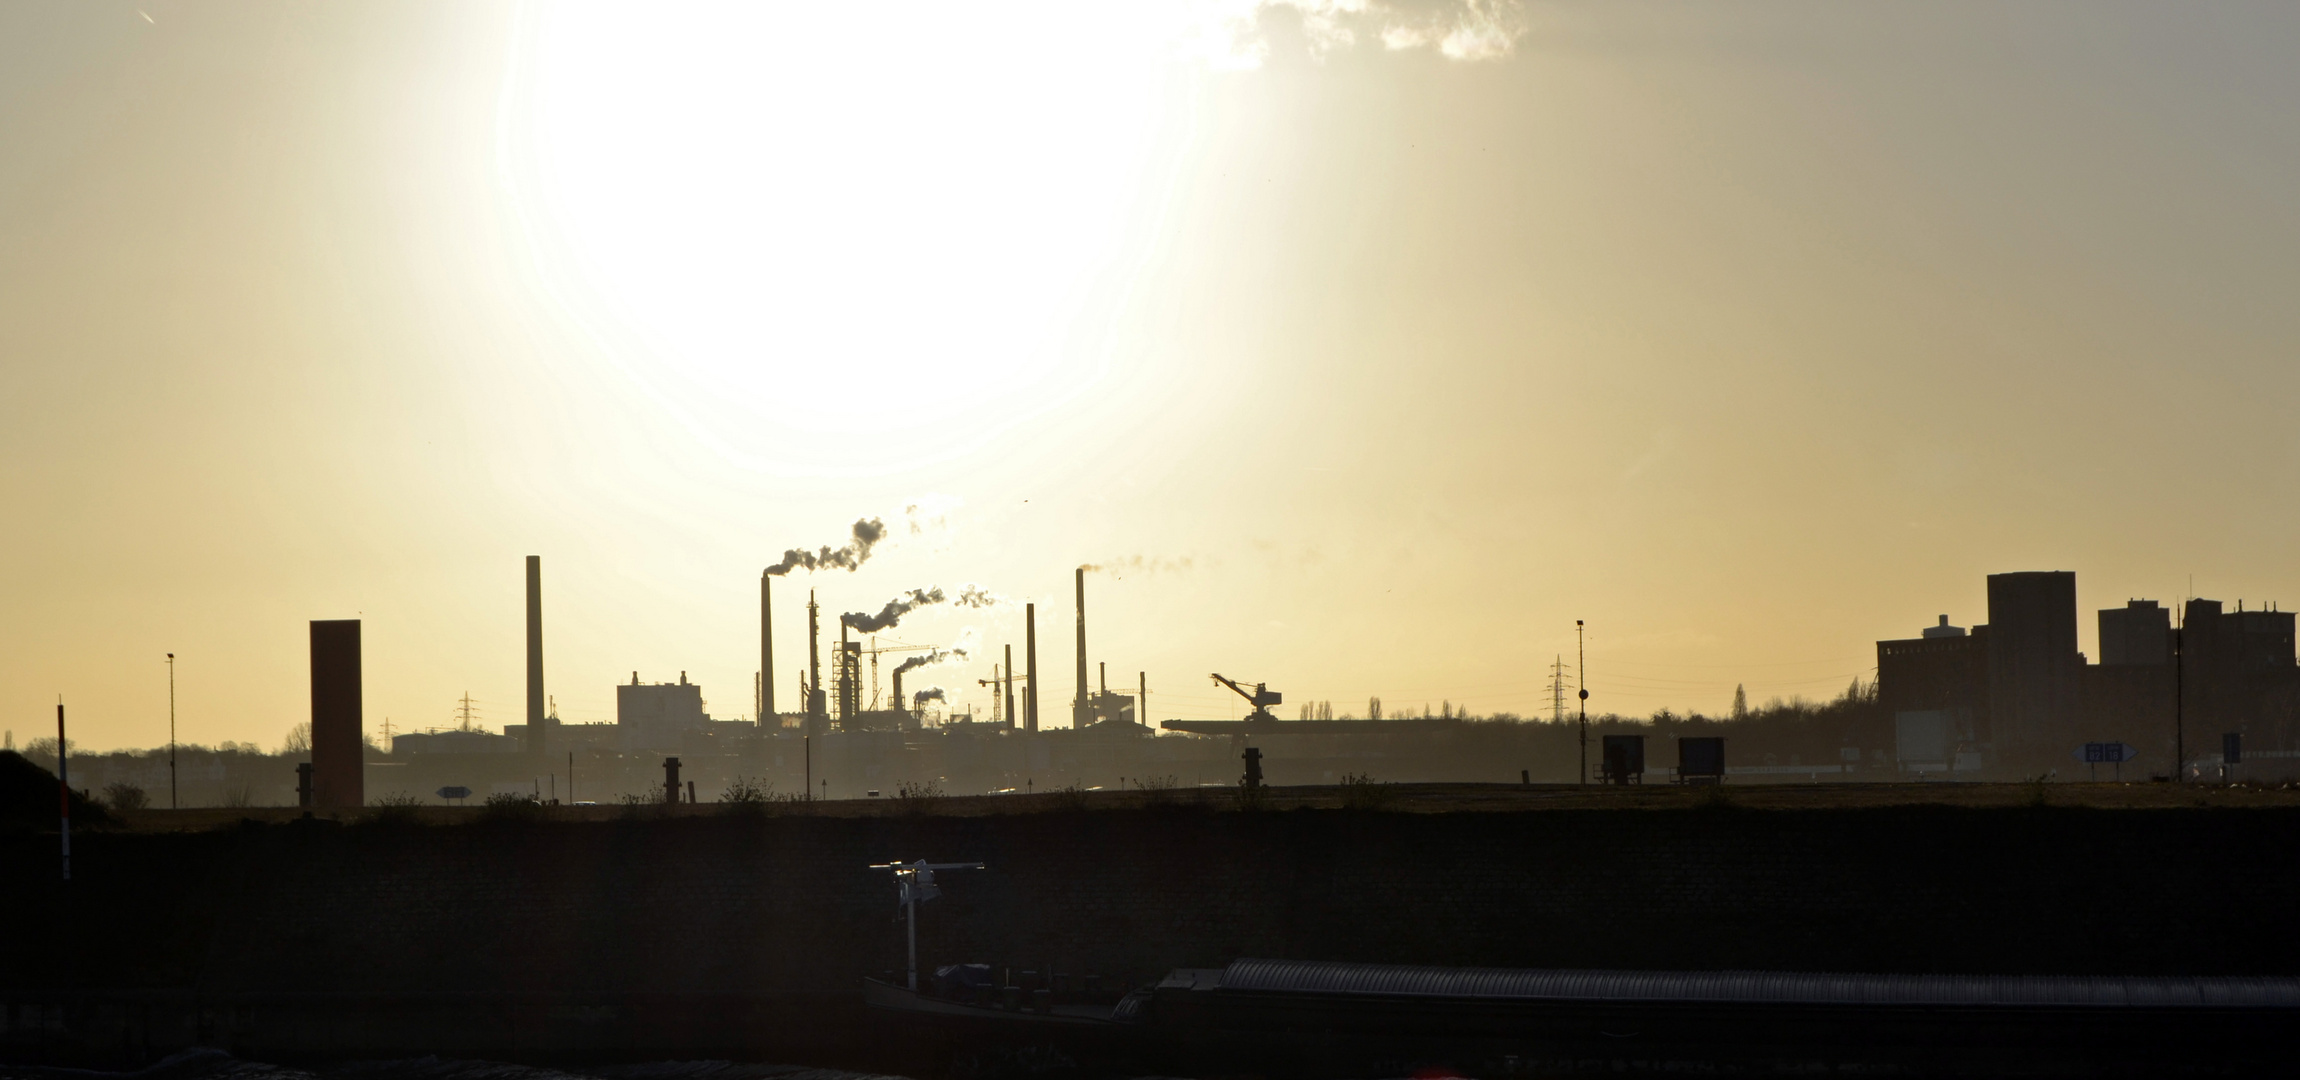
[502,2,1193,475]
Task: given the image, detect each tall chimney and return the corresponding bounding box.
[1074,567,1089,728]
[1005,644,1018,731]
[1025,603,1040,733]
[807,591,824,737]
[838,622,853,725]
[760,571,774,729]
[526,556,545,757]
[892,667,905,727]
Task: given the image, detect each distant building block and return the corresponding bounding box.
[1601,735,1645,784]
[1678,737,1725,784]
[310,619,363,809]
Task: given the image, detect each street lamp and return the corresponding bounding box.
[1576,620,1588,786]
[167,653,177,810]
[869,859,985,991]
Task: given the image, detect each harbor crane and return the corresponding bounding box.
[869,859,985,991]
[1210,673,1283,724]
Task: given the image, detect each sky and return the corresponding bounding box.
[4,0,2299,752]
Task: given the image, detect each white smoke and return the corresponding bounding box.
[893,627,981,676]
[953,584,1005,608]
[1081,556,1194,579]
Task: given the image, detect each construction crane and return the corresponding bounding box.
[1210,673,1283,724]
[865,639,943,710]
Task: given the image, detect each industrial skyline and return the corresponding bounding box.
[8,2,2300,752]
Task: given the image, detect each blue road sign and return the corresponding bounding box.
[437,786,472,801]
[2076,742,2138,764]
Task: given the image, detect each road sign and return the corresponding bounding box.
[437,786,472,801]
[2075,743,2137,764]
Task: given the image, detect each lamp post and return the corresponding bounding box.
[167,653,177,810]
[869,859,985,991]
[2173,622,2185,784]
[1576,620,1589,786]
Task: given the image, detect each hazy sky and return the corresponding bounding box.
[6,1,2299,751]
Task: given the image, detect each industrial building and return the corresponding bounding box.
[1877,572,2299,775]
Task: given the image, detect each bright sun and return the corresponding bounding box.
[502,1,1195,475]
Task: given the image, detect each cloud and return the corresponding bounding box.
[1183,0,1529,68]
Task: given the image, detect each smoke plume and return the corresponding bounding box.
[894,628,978,676]
[1081,556,1194,579]
[953,584,1004,608]
[911,687,946,707]
[843,587,945,633]
[766,517,888,576]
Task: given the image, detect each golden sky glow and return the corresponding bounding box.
[5,1,2299,749]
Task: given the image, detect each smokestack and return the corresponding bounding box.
[1005,645,1017,731]
[760,571,774,729]
[807,591,824,737]
[838,622,853,725]
[1025,603,1039,733]
[1074,568,1088,728]
[527,556,545,757]
[893,667,905,727]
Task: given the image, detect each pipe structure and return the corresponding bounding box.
[526,556,545,757]
[760,571,774,729]
[1074,568,1089,728]
[1025,603,1040,733]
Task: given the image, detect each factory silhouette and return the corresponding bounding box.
[1876,571,2294,778]
[39,563,2299,810]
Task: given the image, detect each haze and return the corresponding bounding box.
[5,0,2298,751]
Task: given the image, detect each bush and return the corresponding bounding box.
[720,776,800,816]
[895,779,945,816]
[482,791,544,821]
[368,791,424,824]
[1338,772,1395,811]
[722,776,776,803]
[1128,774,1179,806]
[101,782,149,812]
[1045,782,1091,812]
[1232,780,1270,813]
